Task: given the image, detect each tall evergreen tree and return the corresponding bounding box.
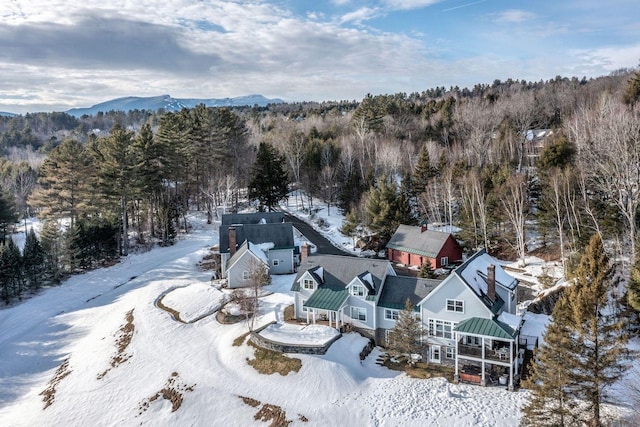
[29,139,94,227]
[92,124,136,256]
[387,299,423,363]
[40,219,63,282]
[413,143,435,196]
[0,189,16,244]
[521,295,580,427]
[22,227,45,290]
[524,235,629,427]
[567,234,628,426]
[248,142,289,211]
[0,238,23,302]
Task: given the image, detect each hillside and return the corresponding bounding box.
[0,213,536,427]
[65,94,284,116]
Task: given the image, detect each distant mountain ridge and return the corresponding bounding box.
[65,94,283,117]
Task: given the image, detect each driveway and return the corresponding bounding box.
[284,214,354,256]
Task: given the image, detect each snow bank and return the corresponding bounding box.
[161,282,225,323]
[258,323,339,345]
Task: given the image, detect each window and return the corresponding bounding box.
[441,256,449,266]
[273,259,280,266]
[446,299,464,313]
[351,284,365,297]
[350,306,366,322]
[428,319,455,339]
[445,347,456,359]
[384,309,399,320]
[242,271,250,280]
[302,279,315,290]
[430,345,441,363]
[465,336,481,346]
[301,299,308,312]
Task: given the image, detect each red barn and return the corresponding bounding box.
[386,224,462,269]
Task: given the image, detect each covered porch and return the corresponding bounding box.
[453,317,521,390]
[302,285,348,330]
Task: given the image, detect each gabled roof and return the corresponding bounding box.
[226,241,269,271]
[386,224,456,258]
[454,317,518,340]
[291,255,390,295]
[378,276,442,311]
[221,212,285,225]
[220,222,294,254]
[417,249,514,314]
[455,249,518,294]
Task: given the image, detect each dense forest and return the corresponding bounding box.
[1,69,640,312]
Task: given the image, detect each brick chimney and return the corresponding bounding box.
[300,243,310,262]
[229,226,237,256]
[487,264,496,301]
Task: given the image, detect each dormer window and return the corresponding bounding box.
[302,279,315,290]
[351,284,365,297]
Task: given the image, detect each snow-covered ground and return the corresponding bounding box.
[1,203,636,426]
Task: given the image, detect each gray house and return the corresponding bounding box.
[291,249,523,390]
[219,213,298,288]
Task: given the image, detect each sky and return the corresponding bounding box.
[0,0,639,114]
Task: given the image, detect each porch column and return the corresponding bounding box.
[508,341,514,391]
[306,309,309,324]
[312,309,316,324]
[481,336,486,386]
[454,332,459,383]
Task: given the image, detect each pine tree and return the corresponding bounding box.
[248,142,289,211]
[418,261,435,279]
[92,124,137,256]
[28,139,94,227]
[522,235,629,427]
[40,219,63,283]
[340,209,361,247]
[0,238,23,302]
[627,253,640,313]
[0,189,16,244]
[413,143,435,195]
[623,69,640,106]
[521,295,580,426]
[22,227,45,290]
[567,234,628,426]
[364,174,406,241]
[387,299,424,364]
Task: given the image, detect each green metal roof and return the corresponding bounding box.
[304,286,348,311]
[454,317,517,340]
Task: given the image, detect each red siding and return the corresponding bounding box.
[387,235,462,269]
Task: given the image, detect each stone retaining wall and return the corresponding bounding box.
[250,322,343,355]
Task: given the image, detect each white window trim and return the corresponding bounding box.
[242,271,250,280]
[351,284,365,297]
[441,256,449,266]
[302,278,315,290]
[301,299,308,312]
[384,308,399,321]
[350,306,366,322]
[428,318,455,339]
[446,299,464,313]
[445,346,456,359]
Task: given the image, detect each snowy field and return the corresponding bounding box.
[0,203,636,426]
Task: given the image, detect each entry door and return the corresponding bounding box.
[430,345,441,363]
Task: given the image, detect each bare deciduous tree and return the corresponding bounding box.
[499,173,528,267]
[570,94,640,263]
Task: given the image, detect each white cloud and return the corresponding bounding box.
[493,9,537,23]
[383,0,443,11]
[339,7,383,24]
